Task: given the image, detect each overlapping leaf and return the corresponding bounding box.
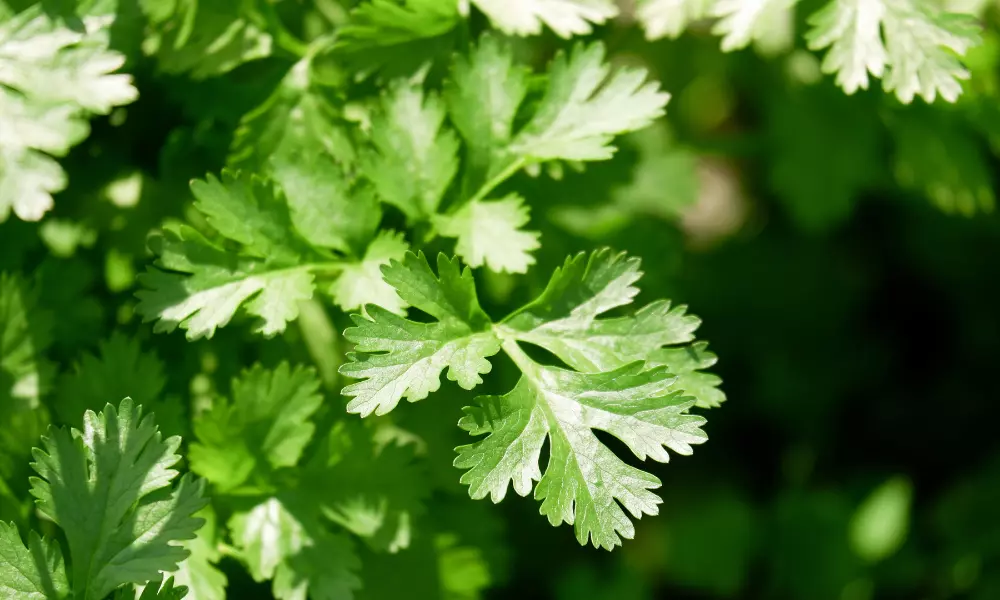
[470,0,618,37]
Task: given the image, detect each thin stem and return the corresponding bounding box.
[466,157,528,206]
[249,0,310,58]
[297,298,342,391]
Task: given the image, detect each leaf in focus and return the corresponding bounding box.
[433,195,541,274]
[503,249,702,373]
[469,0,618,38]
[849,476,913,563]
[455,361,707,550]
[0,6,137,222]
[806,0,980,103]
[360,80,460,222]
[0,521,70,599]
[329,230,411,315]
[135,172,318,339]
[339,252,501,417]
[29,398,207,599]
[509,42,670,163]
[140,0,273,79]
[189,362,323,491]
[334,0,460,79]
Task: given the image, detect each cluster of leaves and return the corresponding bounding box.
[3,0,1000,599]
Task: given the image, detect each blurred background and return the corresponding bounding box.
[2,0,1000,599]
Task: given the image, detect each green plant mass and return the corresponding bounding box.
[2,0,1000,598]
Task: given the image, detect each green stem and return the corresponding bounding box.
[466,157,528,206]
[249,0,310,58]
[297,298,342,391]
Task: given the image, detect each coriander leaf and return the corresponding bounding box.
[710,0,799,53]
[329,230,411,315]
[171,507,227,600]
[0,6,137,222]
[360,80,459,221]
[334,0,460,79]
[29,398,207,599]
[455,359,707,550]
[307,421,429,553]
[503,249,701,372]
[0,273,54,411]
[140,0,273,79]
[189,362,323,491]
[230,497,361,600]
[136,171,319,340]
[635,0,713,40]
[229,59,380,255]
[133,576,188,600]
[806,0,980,103]
[470,0,618,37]
[340,252,501,417]
[509,42,669,163]
[433,195,541,274]
[444,34,530,185]
[0,522,70,599]
[54,333,169,427]
[647,342,726,409]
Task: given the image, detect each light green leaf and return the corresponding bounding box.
[330,231,410,315]
[334,0,459,78]
[504,249,701,372]
[509,42,669,163]
[444,34,530,182]
[806,0,980,103]
[29,398,207,600]
[434,195,541,274]
[647,342,726,409]
[231,498,361,600]
[135,172,318,340]
[140,0,273,79]
[455,358,707,550]
[850,476,913,563]
[0,7,137,222]
[171,507,227,600]
[339,252,501,417]
[711,0,799,53]
[360,81,460,221]
[189,363,323,491]
[470,0,618,37]
[0,273,54,411]
[0,522,70,600]
[635,0,713,40]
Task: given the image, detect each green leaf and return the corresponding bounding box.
[171,507,227,600]
[850,476,913,563]
[509,42,670,163]
[0,6,137,222]
[339,252,501,417]
[230,497,361,600]
[433,195,541,274]
[359,80,460,222]
[647,342,726,409]
[635,0,713,40]
[334,0,459,78]
[54,333,170,428]
[469,0,618,37]
[0,521,70,600]
[329,230,411,315]
[806,0,981,103]
[0,273,54,411]
[710,0,798,53]
[229,59,380,254]
[135,172,319,340]
[444,35,530,184]
[189,362,323,491]
[140,0,273,79]
[455,359,707,550]
[29,398,207,599]
[504,249,701,372]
